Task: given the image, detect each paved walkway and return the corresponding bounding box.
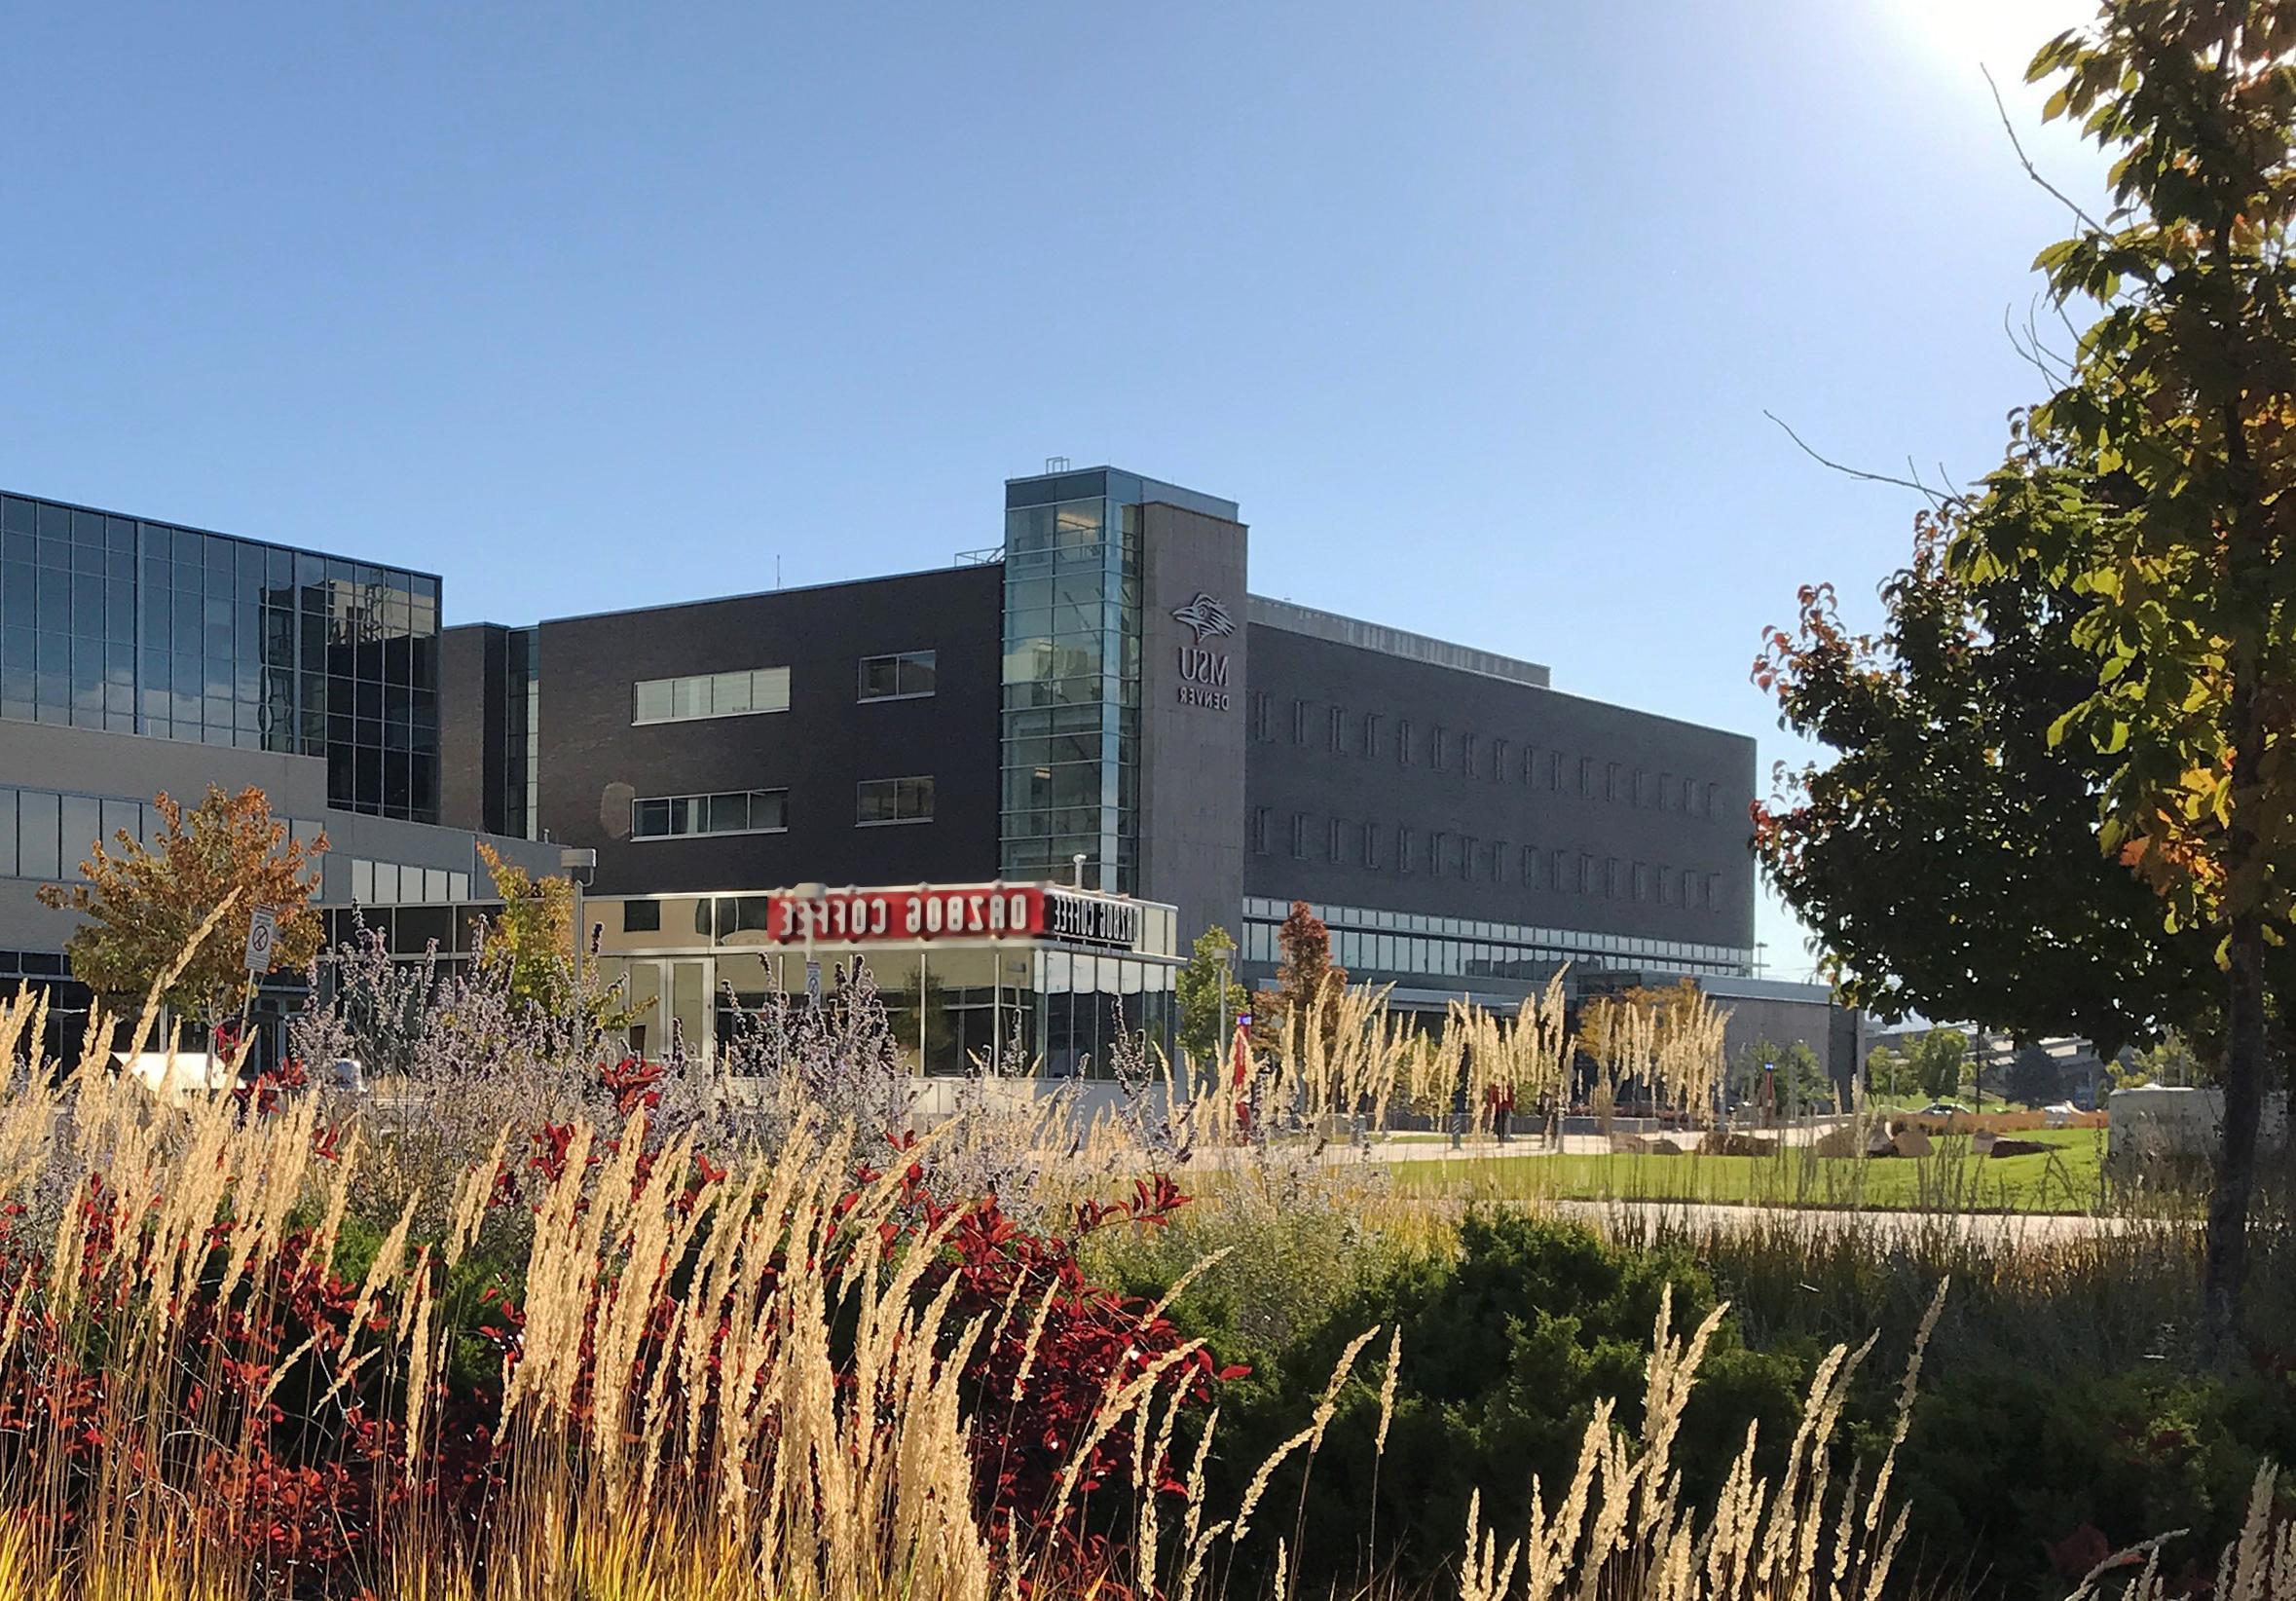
[1545,1197,2151,1246]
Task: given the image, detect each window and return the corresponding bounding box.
[1398,826,1415,874]
[633,666,790,725]
[1362,820,1381,868]
[1429,832,1448,876]
[1707,872,1722,909]
[1579,756,1595,796]
[632,788,789,838]
[1548,750,1564,790]
[1579,853,1596,894]
[1606,857,1622,898]
[1491,738,1507,782]
[1680,776,1694,812]
[1463,837,1479,880]
[1362,712,1381,759]
[1432,726,1448,770]
[1291,699,1308,744]
[1328,816,1344,861]
[1634,862,1649,901]
[1607,763,1623,802]
[1396,719,1413,765]
[1520,844,1539,889]
[858,651,937,701]
[1329,706,1346,754]
[623,900,661,933]
[1463,734,1479,777]
[1250,806,1272,854]
[1554,849,1571,890]
[857,776,935,825]
[1705,782,1721,819]
[1250,692,1273,742]
[1289,811,1309,859]
[1492,840,1509,885]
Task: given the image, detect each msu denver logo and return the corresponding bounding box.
[1171,593,1236,645]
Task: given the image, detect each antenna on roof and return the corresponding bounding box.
[1045,456,1070,473]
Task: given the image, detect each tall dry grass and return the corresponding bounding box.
[0,972,2055,1601]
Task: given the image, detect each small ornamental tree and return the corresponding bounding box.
[1174,924,1249,1072]
[1250,900,1348,1057]
[474,842,646,1043]
[1906,1027,1972,1104]
[36,785,326,1024]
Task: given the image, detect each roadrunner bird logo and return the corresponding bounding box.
[1171,592,1236,646]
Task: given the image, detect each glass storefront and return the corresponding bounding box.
[590,887,1179,1075]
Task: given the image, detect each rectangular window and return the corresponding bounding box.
[1707,872,1722,909]
[631,788,790,838]
[1362,712,1381,759]
[1397,719,1413,765]
[1329,705,1346,754]
[1291,699,1308,744]
[1634,862,1649,901]
[1521,844,1539,890]
[1607,763,1623,802]
[1705,782,1721,820]
[1328,816,1344,861]
[1289,811,1309,859]
[1463,837,1479,881]
[1463,734,1479,777]
[1491,738,1507,782]
[1579,756,1595,796]
[1492,839,1509,885]
[1362,819,1381,869]
[1548,750,1564,790]
[1250,692,1273,742]
[1250,806,1272,855]
[1429,832,1448,876]
[1555,849,1571,890]
[623,899,662,933]
[856,775,935,826]
[1432,726,1448,770]
[1579,853,1596,894]
[1607,857,1622,898]
[632,666,790,725]
[1398,826,1415,874]
[858,650,937,701]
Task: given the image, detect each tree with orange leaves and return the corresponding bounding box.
[37,785,327,1026]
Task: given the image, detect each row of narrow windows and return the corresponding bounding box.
[1248,808,1724,911]
[1246,693,1725,821]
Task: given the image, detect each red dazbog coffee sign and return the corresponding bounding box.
[763,885,1140,949]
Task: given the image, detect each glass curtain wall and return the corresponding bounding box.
[0,491,442,822]
[998,475,1141,893]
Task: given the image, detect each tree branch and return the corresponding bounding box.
[1763,412,1963,510]
[1982,65,2113,241]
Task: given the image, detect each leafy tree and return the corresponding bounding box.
[1865,1044,1913,1098]
[1726,1037,1830,1111]
[1174,925,1249,1073]
[2007,1042,2069,1107]
[474,843,645,1043]
[37,785,326,1026]
[1906,1027,1972,1103]
[2121,1028,2213,1088]
[1944,3,2296,1353]
[1755,544,2243,1061]
[1250,901,1349,1058]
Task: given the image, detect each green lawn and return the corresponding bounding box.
[1385,1127,2110,1214]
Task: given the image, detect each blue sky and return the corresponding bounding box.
[0,1,2106,975]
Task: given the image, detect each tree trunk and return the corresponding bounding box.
[2203,911,2268,1363]
[2203,651,2270,1365]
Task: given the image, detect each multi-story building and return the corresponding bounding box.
[0,485,559,1055]
[437,464,1845,1083]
